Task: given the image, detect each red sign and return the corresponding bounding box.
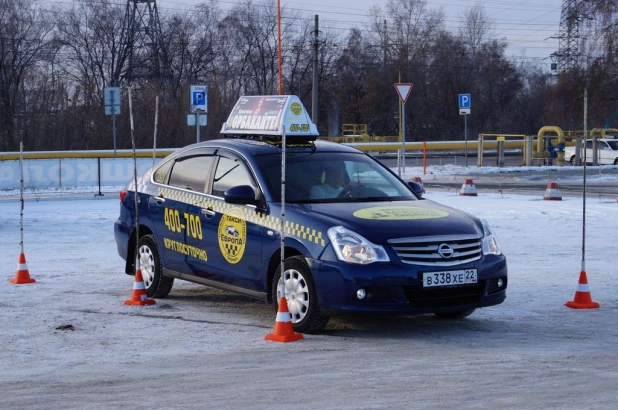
[395,83,414,104]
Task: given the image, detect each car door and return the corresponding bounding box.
[198,151,268,292]
[149,150,216,275]
[599,141,612,165]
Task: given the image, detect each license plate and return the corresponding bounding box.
[422,269,477,288]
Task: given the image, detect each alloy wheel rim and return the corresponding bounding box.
[138,244,155,289]
[277,268,310,323]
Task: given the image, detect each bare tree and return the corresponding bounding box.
[0,0,55,151]
[56,0,130,105]
[459,1,494,57]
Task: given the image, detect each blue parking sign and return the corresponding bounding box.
[459,94,471,109]
[193,91,205,106]
[190,85,208,112]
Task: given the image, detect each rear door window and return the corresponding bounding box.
[168,155,215,192]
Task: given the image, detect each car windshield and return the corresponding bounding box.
[255,150,417,203]
[607,140,618,150]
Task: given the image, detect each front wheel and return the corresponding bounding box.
[613,157,618,165]
[434,308,476,319]
[570,155,577,166]
[137,235,174,298]
[271,256,329,333]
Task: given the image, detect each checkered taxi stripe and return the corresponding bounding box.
[156,187,326,247]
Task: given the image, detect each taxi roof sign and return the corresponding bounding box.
[220,95,318,139]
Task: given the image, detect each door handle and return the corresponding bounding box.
[201,208,215,218]
[153,196,165,204]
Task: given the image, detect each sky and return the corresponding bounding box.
[1,167,617,407]
[154,0,563,68]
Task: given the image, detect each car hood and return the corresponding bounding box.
[288,199,483,243]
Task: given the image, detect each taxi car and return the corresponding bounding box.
[114,96,507,333]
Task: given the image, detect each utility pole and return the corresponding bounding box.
[124,0,169,83]
[312,15,319,126]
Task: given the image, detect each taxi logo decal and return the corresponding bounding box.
[353,206,449,220]
[290,102,302,115]
[218,208,247,264]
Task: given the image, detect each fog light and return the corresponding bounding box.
[356,288,367,300]
[497,278,504,288]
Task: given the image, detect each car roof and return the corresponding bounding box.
[175,138,363,157]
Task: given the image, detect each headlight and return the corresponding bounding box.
[327,226,390,264]
[481,219,502,256]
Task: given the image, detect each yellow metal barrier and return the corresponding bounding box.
[0,149,175,161]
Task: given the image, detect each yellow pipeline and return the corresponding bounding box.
[536,126,564,154]
[0,150,174,161]
[590,128,618,138]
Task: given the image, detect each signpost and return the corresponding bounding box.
[104,87,121,158]
[459,94,471,167]
[189,85,208,142]
[395,83,413,176]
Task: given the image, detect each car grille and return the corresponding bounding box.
[388,234,482,267]
[403,282,485,308]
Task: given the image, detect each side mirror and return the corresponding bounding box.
[407,181,425,198]
[224,185,257,206]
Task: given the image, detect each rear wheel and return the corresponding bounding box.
[434,308,476,319]
[137,235,174,298]
[613,158,618,165]
[271,256,329,333]
[570,155,577,166]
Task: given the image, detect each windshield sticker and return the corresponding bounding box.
[218,208,247,264]
[353,206,449,220]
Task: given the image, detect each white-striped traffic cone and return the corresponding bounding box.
[9,253,36,284]
[264,297,304,342]
[543,182,562,201]
[565,271,599,309]
[459,179,478,196]
[124,270,156,306]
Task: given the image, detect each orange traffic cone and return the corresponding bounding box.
[543,182,562,200]
[9,253,36,284]
[264,297,304,342]
[459,178,478,196]
[124,270,156,306]
[565,271,600,309]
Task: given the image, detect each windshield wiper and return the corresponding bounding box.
[341,196,394,202]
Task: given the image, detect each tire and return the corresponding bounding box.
[137,235,174,298]
[434,308,476,319]
[271,256,329,333]
[570,155,576,166]
[613,158,618,165]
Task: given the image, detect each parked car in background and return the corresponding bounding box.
[565,138,618,165]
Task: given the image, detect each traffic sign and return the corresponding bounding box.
[190,85,208,112]
[459,94,471,109]
[104,87,121,115]
[395,83,413,104]
[187,113,207,126]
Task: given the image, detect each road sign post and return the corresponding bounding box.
[104,87,121,158]
[190,85,208,143]
[459,94,471,167]
[395,83,413,176]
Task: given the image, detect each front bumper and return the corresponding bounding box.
[311,255,507,316]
